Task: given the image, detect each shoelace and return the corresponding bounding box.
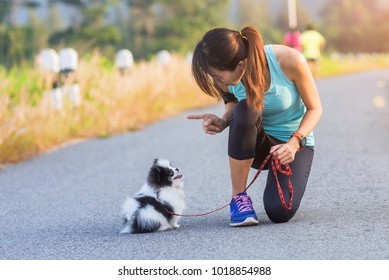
[233,195,254,213]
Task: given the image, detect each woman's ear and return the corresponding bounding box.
[237,59,247,71]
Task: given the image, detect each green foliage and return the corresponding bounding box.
[0,25,41,68]
[48,1,122,57]
[321,0,389,52]
[53,0,85,6]
[1,0,389,68]
[0,1,11,24]
[2,65,43,106]
[231,0,283,44]
[49,25,122,50]
[121,0,229,59]
[82,52,114,70]
[274,0,312,32]
[150,0,229,56]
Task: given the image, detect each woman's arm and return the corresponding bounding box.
[291,50,322,138]
[270,46,323,163]
[221,100,238,128]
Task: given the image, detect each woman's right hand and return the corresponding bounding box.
[186,113,227,135]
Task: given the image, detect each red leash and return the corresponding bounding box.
[170,153,294,217]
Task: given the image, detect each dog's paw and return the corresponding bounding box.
[158,225,170,231]
[119,223,132,234]
[173,224,180,229]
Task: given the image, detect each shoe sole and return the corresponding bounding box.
[230,217,259,227]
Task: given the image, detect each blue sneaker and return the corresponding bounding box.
[230,193,259,227]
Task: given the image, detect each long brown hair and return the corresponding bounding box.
[192,25,267,112]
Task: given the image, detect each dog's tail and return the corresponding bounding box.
[120,211,161,234]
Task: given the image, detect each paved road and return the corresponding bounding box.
[1,70,389,260]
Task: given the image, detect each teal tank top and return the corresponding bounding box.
[227,45,314,146]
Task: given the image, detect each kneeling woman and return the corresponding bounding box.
[187,26,322,226]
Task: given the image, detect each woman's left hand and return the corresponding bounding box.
[269,143,299,165]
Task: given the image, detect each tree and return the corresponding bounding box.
[152,0,229,55]
[124,0,158,59]
[275,0,312,34]
[124,0,229,60]
[320,0,389,52]
[47,3,67,34]
[233,0,283,44]
[0,0,11,25]
[48,0,122,56]
[0,0,42,67]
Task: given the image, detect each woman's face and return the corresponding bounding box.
[208,60,246,92]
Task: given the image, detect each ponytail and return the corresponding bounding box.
[240,26,266,112]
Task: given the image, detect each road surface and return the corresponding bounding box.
[1,69,388,260]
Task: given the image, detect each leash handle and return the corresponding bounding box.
[171,153,293,217]
[271,156,293,211]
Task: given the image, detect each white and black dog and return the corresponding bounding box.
[120,159,185,234]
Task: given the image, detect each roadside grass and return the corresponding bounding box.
[0,54,216,166]
[1,52,388,166]
[319,53,389,77]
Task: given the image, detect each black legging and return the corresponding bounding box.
[228,100,314,223]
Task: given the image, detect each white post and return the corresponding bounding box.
[39,49,62,110]
[59,48,81,108]
[115,49,134,75]
[52,87,63,110]
[288,0,297,29]
[157,50,171,66]
[69,84,81,107]
[59,48,78,72]
[185,52,193,64]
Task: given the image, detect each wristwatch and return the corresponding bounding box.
[291,132,307,150]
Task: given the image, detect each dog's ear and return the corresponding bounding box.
[147,165,172,188]
[153,166,164,186]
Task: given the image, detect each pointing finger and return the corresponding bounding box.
[186,114,207,120]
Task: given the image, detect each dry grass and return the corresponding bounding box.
[1,52,388,166]
[0,54,216,166]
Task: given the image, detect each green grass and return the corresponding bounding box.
[320,53,389,77]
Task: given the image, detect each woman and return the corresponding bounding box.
[187,26,322,226]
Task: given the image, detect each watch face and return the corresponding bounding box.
[300,137,307,148]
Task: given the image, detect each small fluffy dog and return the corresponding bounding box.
[120,159,185,234]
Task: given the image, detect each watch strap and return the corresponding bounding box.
[291,132,306,150]
[291,132,304,140]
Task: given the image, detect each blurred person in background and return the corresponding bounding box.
[300,24,326,77]
[283,27,302,52]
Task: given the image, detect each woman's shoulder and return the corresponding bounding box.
[270,45,307,81]
[271,45,305,66]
